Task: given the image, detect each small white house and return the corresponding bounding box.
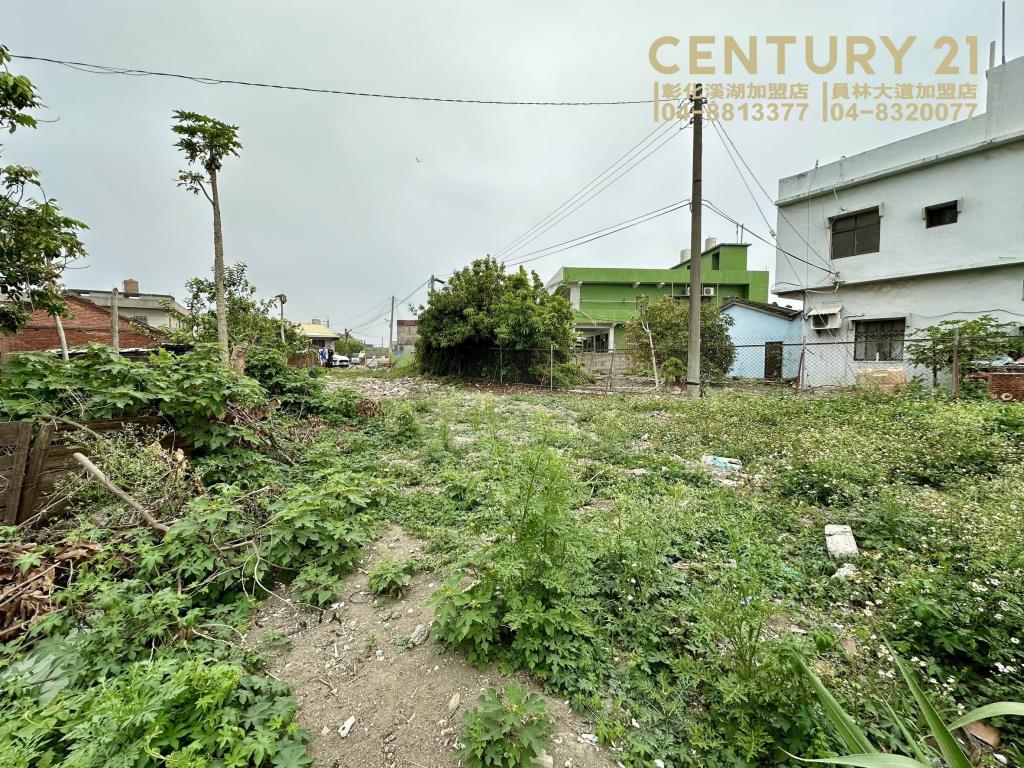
[721,299,802,380]
[774,56,1024,388]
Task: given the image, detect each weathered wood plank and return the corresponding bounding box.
[18,422,55,523]
[2,421,32,525]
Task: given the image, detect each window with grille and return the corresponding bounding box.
[854,318,905,361]
[831,208,880,258]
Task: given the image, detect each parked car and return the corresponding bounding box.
[332,354,350,368]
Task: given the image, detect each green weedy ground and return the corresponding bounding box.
[2,355,1020,767]
[333,384,1024,767]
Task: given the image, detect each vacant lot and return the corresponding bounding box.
[316,377,1023,767]
[3,360,1021,768]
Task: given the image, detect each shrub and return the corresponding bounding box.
[457,682,554,768]
[624,298,736,381]
[415,257,576,381]
[430,445,601,693]
[0,344,266,451]
[0,657,310,768]
[550,361,593,389]
[368,557,418,599]
[244,346,323,413]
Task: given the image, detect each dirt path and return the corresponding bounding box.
[251,526,616,768]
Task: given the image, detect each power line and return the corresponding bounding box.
[493,114,684,259]
[708,119,775,237]
[503,198,691,267]
[700,199,837,277]
[333,296,392,328]
[712,118,833,270]
[498,121,688,260]
[13,53,655,107]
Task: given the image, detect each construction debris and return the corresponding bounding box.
[339,715,356,738]
[824,525,860,560]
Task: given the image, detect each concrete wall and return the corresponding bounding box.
[723,304,802,379]
[798,265,1024,387]
[775,141,1024,293]
[773,57,1024,387]
[776,56,1024,295]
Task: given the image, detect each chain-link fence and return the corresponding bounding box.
[424,335,1024,397]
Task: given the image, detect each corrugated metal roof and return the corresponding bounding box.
[299,323,341,338]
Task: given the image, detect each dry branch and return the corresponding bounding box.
[72,452,170,533]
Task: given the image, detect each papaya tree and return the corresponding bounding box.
[172,110,242,364]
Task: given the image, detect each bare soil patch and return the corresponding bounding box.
[250,526,616,768]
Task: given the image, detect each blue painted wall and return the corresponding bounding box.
[722,304,803,379]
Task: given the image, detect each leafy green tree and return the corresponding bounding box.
[168,262,305,352]
[0,45,87,338]
[339,335,364,356]
[415,257,576,381]
[172,110,242,364]
[906,315,1022,388]
[624,297,735,381]
[167,262,301,352]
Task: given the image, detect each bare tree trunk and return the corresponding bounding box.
[641,319,660,389]
[279,296,286,344]
[209,168,229,364]
[53,313,69,362]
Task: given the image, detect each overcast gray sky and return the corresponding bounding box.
[5,1,1021,343]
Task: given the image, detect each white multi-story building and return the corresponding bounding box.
[774,56,1024,387]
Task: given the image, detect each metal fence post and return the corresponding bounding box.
[549,343,554,389]
[499,346,503,385]
[952,329,961,398]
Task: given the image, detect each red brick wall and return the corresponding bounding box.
[985,372,1024,402]
[1,295,166,354]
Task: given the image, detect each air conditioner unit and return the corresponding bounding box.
[702,286,716,297]
[810,312,842,331]
[806,302,843,332]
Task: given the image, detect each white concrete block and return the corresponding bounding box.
[824,525,859,560]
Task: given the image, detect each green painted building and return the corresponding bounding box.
[545,241,769,350]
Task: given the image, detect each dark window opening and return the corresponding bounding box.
[831,208,880,258]
[711,252,720,270]
[854,318,906,361]
[925,201,958,228]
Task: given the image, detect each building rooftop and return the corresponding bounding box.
[777,56,1024,206]
[721,297,801,320]
[545,243,755,290]
[69,285,187,314]
[299,322,341,339]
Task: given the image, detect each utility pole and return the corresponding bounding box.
[687,83,704,396]
[110,286,120,351]
[344,328,350,356]
[429,274,434,293]
[387,295,395,362]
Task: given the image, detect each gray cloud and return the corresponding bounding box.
[4,1,1017,341]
